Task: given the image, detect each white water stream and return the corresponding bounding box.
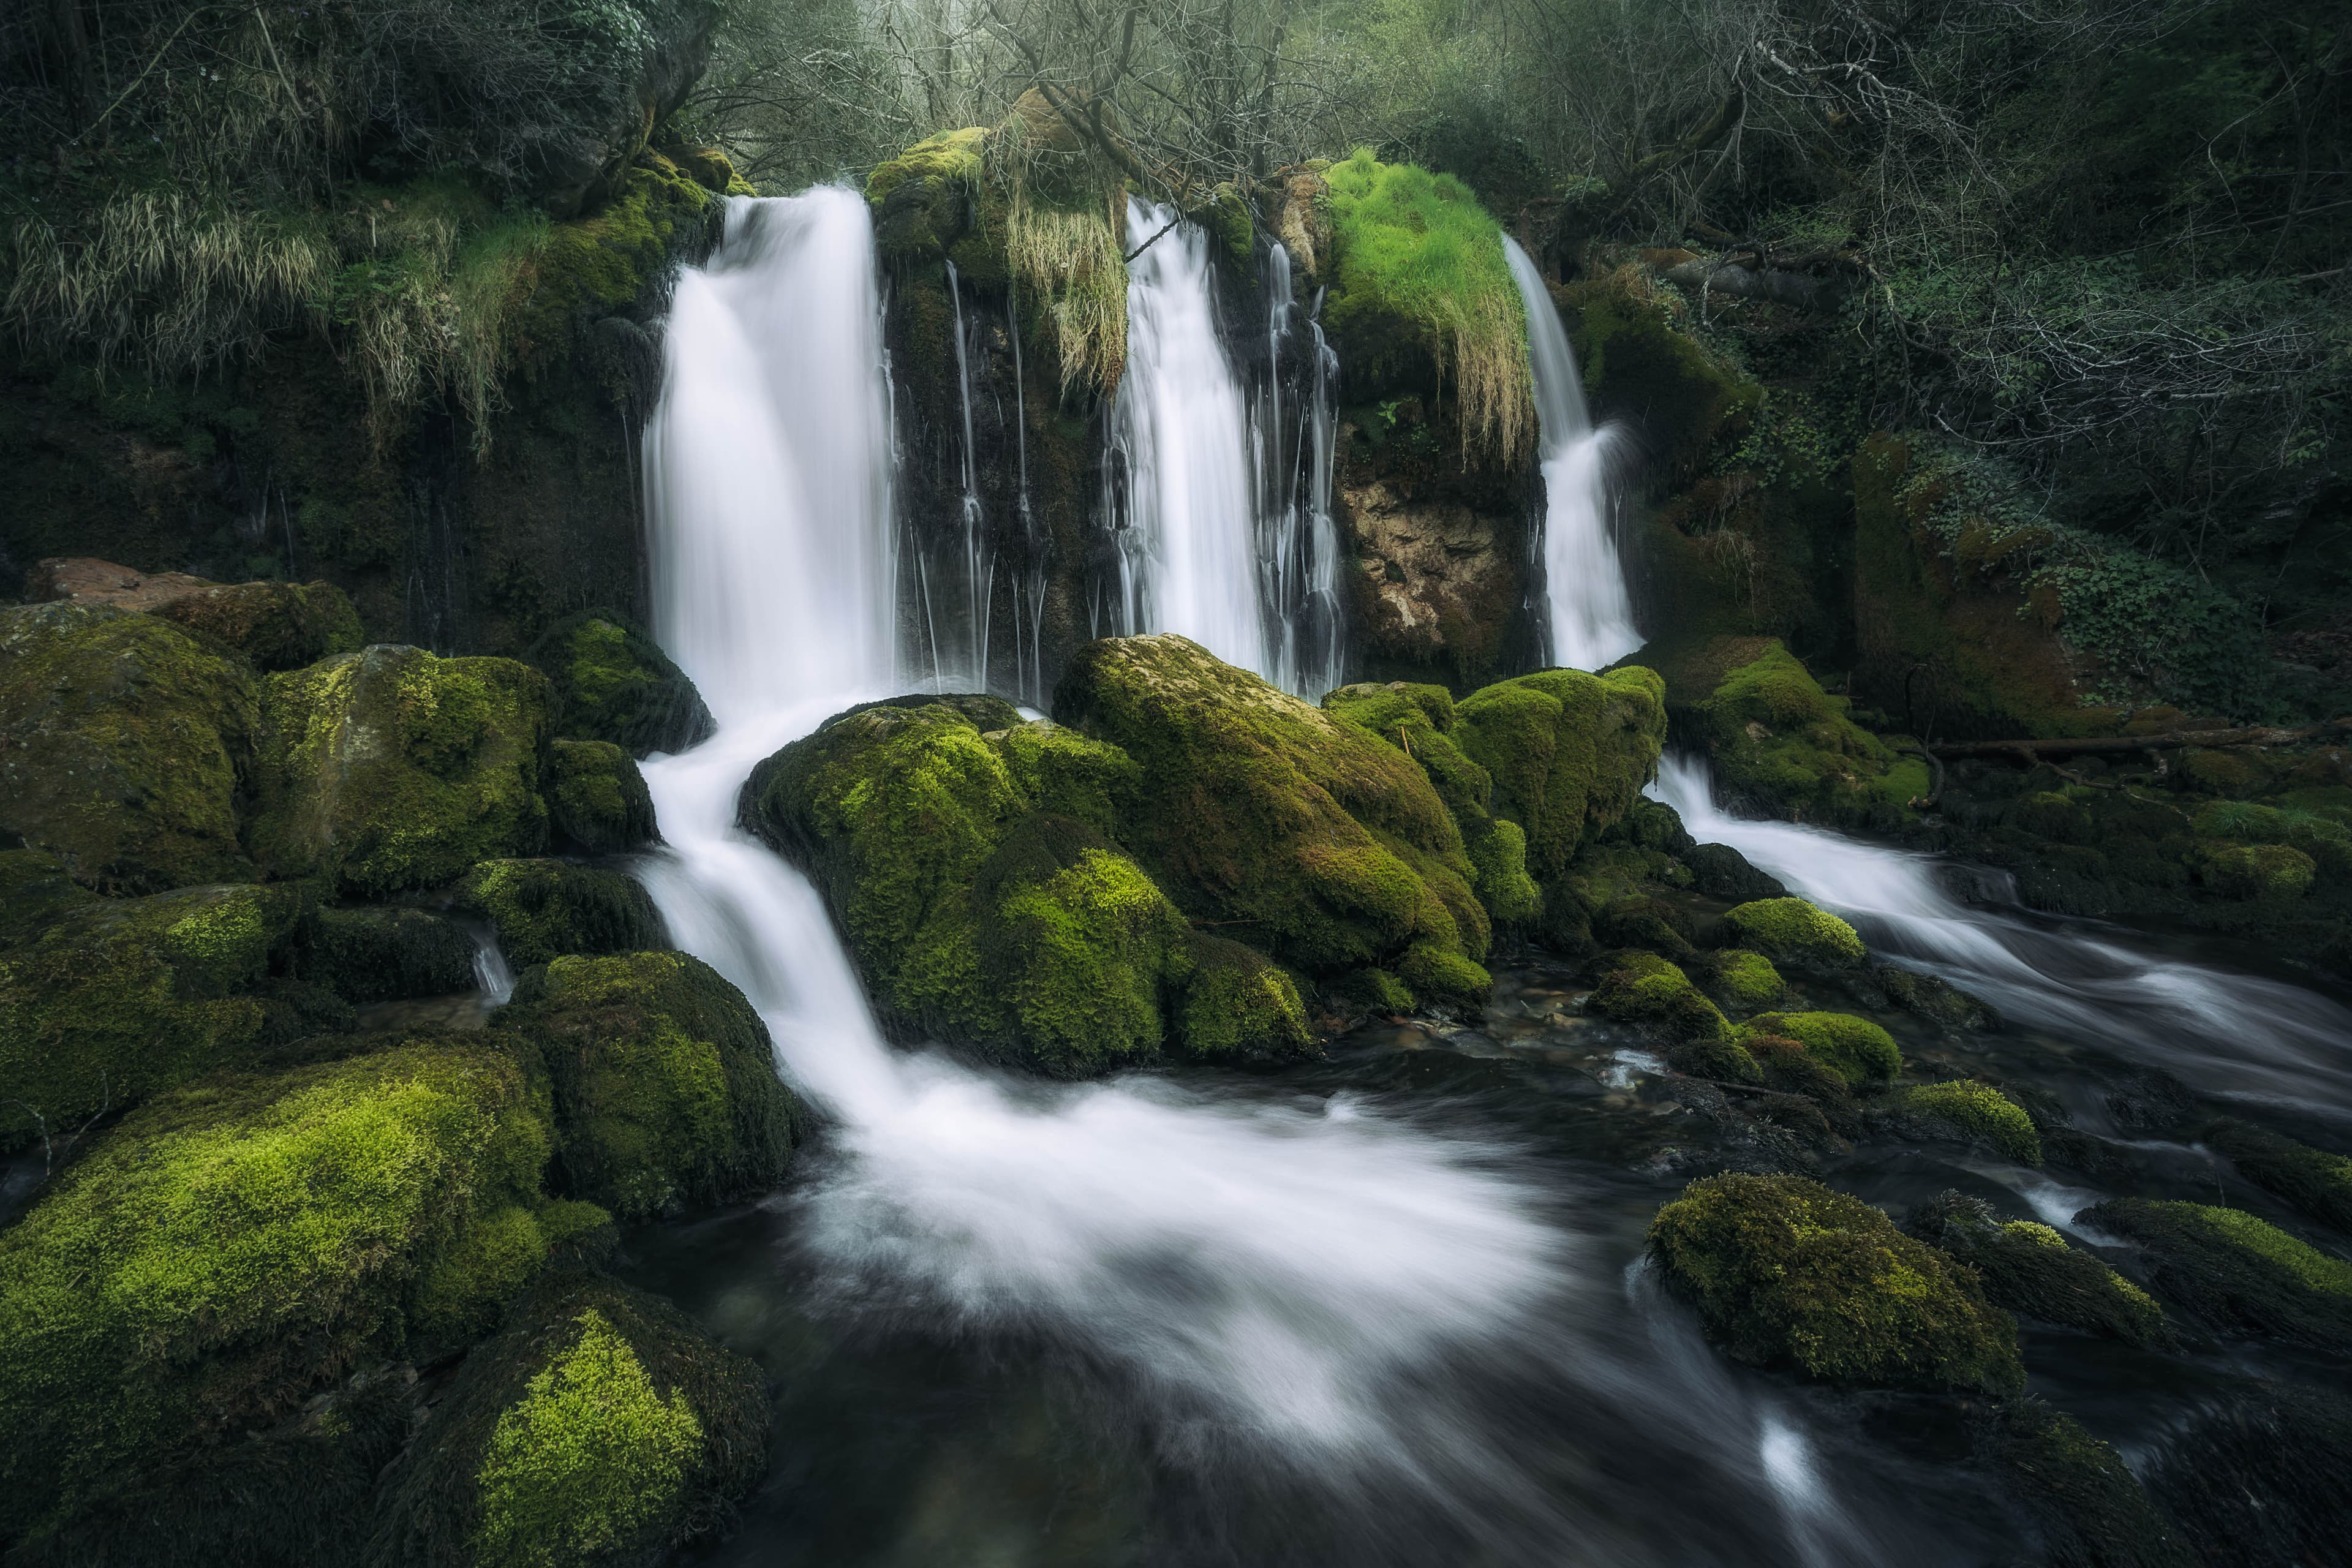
[1504,238,1642,673]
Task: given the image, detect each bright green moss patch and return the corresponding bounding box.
[1591,951,1729,1041]
[458,859,666,970]
[1648,1174,2023,1393]
[1705,948,1787,1012]
[0,881,306,1150]
[150,579,364,672]
[1175,933,1310,1057]
[2084,1199,2352,1348]
[1322,151,1531,466]
[1744,1011,1900,1087]
[0,1037,555,1541]
[1453,665,1667,881]
[867,127,987,205]
[526,611,713,759]
[496,951,798,1219]
[548,737,659,853]
[2206,1118,2352,1232]
[0,602,258,892]
[511,159,714,363]
[976,837,1192,1070]
[1722,897,1865,968]
[1910,1193,2166,1346]
[2201,841,2315,899]
[251,645,552,895]
[1893,1080,2042,1164]
[1657,636,1921,827]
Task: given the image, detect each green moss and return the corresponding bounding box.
[1721,897,1866,968]
[525,611,713,759]
[495,951,799,1219]
[1657,635,1922,826]
[0,845,95,948]
[1591,951,1730,1041]
[0,881,307,1150]
[511,160,715,363]
[2202,841,2315,899]
[1174,932,1311,1057]
[1558,262,1763,478]
[1396,938,1493,1006]
[1742,1011,1901,1087]
[1909,1193,2166,1345]
[370,1271,767,1568]
[2083,1199,2352,1348]
[1341,966,1417,1014]
[867,128,989,262]
[2193,800,2352,876]
[2205,1118,2352,1233]
[1453,665,1667,881]
[1667,1035,1764,1084]
[1647,1173,2023,1393]
[0,1037,556,1542]
[150,580,365,671]
[1892,1080,2043,1164]
[0,602,259,891]
[1978,1400,2195,1568]
[1322,151,1532,466]
[304,905,477,1003]
[548,737,658,854]
[455,859,664,970]
[1705,948,1787,1012]
[867,127,988,205]
[251,646,552,895]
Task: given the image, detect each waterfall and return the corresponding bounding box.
[1650,755,2352,1117]
[1251,242,1348,699]
[1503,238,1642,672]
[1109,198,1275,678]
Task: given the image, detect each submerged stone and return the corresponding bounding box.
[2204,1117,2352,1234]
[2079,1199,2352,1349]
[1910,1193,2166,1346]
[1977,1399,2194,1568]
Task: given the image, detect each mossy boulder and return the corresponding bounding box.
[1653,635,1927,826]
[1889,1080,2043,1164]
[251,646,553,895]
[149,579,366,671]
[526,611,714,760]
[496,951,801,1220]
[364,1271,767,1568]
[0,1036,570,1545]
[2080,1199,2352,1348]
[1742,1010,1900,1088]
[1702,948,1786,1012]
[457,859,667,971]
[0,602,258,892]
[2204,1118,2352,1233]
[865,127,987,262]
[1452,665,1667,881]
[1721,896,1865,970]
[1910,1193,2167,1346]
[1648,1173,2023,1393]
[2201,841,2316,899]
[1052,636,1491,1001]
[1682,840,1787,902]
[548,737,660,854]
[1174,932,1313,1057]
[1589,951,1732,1042]
[0,878,307,1151]
[1977,1399,2195,1568]
[304,905,478,1003]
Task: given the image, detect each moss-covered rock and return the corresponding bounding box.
[548,738,659,854]
[0,602,259,891]
[1451,665,1667,881]
[0,1036,569,1545]
[0,843,96,947]
[2146,1382,2352,1568]
[305,905,478,1003]
[1890,1080,2043,1164]
[1977,1399,2195,1568]
[1647,1172,2023,1393]
[866,127,987,262]
[251,646,552,895]
[1681,840,1788,902]
[457,859,666,971]
[1053,636,1490,998]
[364,1270,767,1568]
[495,952,798,1219]
[1910,1193,2167,1346]
[150,579,366,671]
[1590,951,1732,1041]
[1702,948,1787,1011]
[1721,896,1865,969]
[0,879,307,1150]
[2201,840,2315,899]
[525,611,714,760]
[1742,1010,1900,1088]
[1174,932,1311,1057]
[2204,1118,2352,1233]
[2080,1199,2352,1348]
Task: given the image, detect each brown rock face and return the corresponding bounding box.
[29,557,218,611]
[1340,481,1523,685]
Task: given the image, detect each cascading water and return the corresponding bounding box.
[1504,238,1642,672]
[628,186,1937,1566]
[1650,755,2352,1117]
[1250,241,1348,699]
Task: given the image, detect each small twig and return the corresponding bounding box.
[1121,212,1184,263]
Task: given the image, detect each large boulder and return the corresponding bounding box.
[548,737,660,853]
[457,859,668,970]
[494,951,801,1219]
[0,602,259,891]
[525,611,714,759]
[742,692,1310,1071]
[1053,635,1491,1005]
[364,1270,767,1568]
[303,905,480,1004]
[1451,664,1667,881]
[251,646,553,895]
[0,861,309,1150]
[28,558,365,672]
[0,1036,583,1547]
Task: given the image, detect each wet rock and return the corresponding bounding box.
[1590,951,1733,1044]
[1871,962,1999,1030]
[548,738,660,854]
[1884,1080,2043,1165]
[457,859,666,971]
[1338,482,1522,677]
[2146,1381,2352,1568]
[304,906,478,1004]
[1910,1193,2167,1345]
[2078,1199,2352,1348]
[1975,1398,2194,1568]
[1647,1172,2024,1393]
[526,610,715,760]
[2203,1117,2352,1234]
[28,557,364,671]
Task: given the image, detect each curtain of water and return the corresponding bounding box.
[1249,243,1348,699]
[1503,238,1642,673]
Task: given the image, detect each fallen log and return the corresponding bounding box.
[1928,720,2350,760]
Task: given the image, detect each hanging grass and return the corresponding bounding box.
[996,105,1128,401]
[1324,149,1532,468]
